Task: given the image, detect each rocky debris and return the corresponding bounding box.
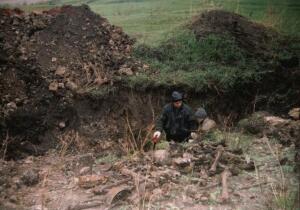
[79,166,91,175]
[21,169,39,186]
[64,153,94,176]
[289,107,300,120]
[153,149,170,165]
[238,112,268,135]
[201,118,217,132]
[48,81,59,92]
[239,111,300,146]
[58,121,66,129]
[77,174,108,189]
[105,185,132,205]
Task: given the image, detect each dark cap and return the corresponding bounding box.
[195,107,207,119]
[171,91,183,102]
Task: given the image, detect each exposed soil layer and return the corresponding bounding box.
[0,5,145,159]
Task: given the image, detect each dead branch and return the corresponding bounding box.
[125,110,138,151]
[1,131,10,160]
[238,181,269,190]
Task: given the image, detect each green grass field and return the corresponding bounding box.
[3,0,299,45]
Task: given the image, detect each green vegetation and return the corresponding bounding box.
[203,129,253,152]
[127,30,261,92]
[95,153,119,164]
[2,0,298,45]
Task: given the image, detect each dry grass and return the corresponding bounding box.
[260,4,283,31]
[1,131,12,160]
[58,130,86,157]
[263,137,299,210]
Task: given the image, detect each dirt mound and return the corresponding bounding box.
[0,5,142,159]
[190,10,298,61]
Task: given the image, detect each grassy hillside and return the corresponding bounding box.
[3,0,299,45]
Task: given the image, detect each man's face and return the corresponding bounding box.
[173,100,182,108]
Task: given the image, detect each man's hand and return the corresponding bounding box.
[152,131,161,143]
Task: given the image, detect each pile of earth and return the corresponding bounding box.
[0,5,146,159]
[190,10,300,112]
[190,10,299,64]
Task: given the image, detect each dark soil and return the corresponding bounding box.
[0,5,145,159]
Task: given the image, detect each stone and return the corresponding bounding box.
[264,116,289,126]
[79,166,91,175]
[21,169,39,186]
[48,82,58,92]
[172,157,191,167]
[7,102,17,110]
[55,66,66,76]
[58,122,66,129]
[154,150,170,165]
[78,175,108,188]
[118,67,133,76]
[51,57,57,62]
[288,108,300,120]
[201,118,216,131]
[58,83,65,88]
[65,80,78,91]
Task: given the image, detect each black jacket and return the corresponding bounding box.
[156,103,197,138]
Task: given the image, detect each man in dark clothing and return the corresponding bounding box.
[153,91,197,142]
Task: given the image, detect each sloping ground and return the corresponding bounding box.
[190,10,281,59]
[0,113,299,209]
[132,10,300,115]
[0,5,146,159]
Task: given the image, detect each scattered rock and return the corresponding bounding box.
[106,185,132,205]
[264,116,289,126]
[6,102,17,110]
[77,175,108,189]
[79,166,91,175]
[118,67,134,76]
[21,169,39,186]
[154,150,170,165]
[289,108,300,120]
[58,121,66,129]
[58,82,65,89]
[48,81,58,92]
[55,66,66,76]
[201,118,216,131]
[65,80,78,91]
[9,195,17,203]
[172,157,191,167]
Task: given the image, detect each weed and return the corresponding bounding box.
[95,153,119,164]
[155,141,169,150]
[1,131,11,160]
[202,129,252,152]
[57,130,85,157]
